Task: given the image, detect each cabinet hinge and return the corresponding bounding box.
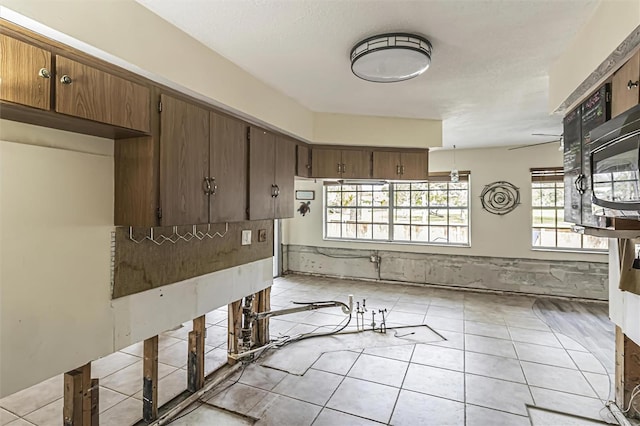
[606,91,611,103]
[158,101,163,113]
[246,127,251,142]
[156,207,162,219]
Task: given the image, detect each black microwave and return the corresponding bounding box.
[590,103,640,218]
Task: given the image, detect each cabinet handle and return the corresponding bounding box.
[396,165,401,175]
[203,177,211,195]
[271,184,277,198]
[210,178,218,195]
[628,80,639,90]
[341,163,346,173]
[60,75,73,85]
[274,185,280,198]
[38,68,51,79]
[401,165,405,175]
[337,163,341,173]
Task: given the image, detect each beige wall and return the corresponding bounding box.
[548,0,640,112]
[284,143,607,263]
[0,121,273,398]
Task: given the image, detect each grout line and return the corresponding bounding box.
[506,318,536,410]
[387,344,417,425]
[462,307,467,426]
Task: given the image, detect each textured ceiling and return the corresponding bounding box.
[136,0,599,148]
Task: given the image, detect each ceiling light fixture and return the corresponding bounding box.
[350,33,432,83]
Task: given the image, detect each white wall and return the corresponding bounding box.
[0,121,273,398]
[609,240,640,345]
[285,143,607,263]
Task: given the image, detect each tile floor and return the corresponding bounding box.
[0,274,618,425]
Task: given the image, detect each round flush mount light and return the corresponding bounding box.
[350,33,432,83]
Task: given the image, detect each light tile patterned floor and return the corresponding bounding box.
[0,274,617,425]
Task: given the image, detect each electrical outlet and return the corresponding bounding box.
[258,229,267,242]
[241,230,252,246]
[370,254,378,263]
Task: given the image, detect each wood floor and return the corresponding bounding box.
[533,299,614,374]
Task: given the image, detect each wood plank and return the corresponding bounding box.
[255,287,271,346]
[209,112,248,222]
[342,149,372,179]
[228,300,243,365]
[616,326,625,407]
[296,144,311,177]
[80,363,91,425]
[372,151,401,180]
[143,336,159,423]
[114,136,159,226]
[110,76,150,133]
[623,331,640,417]
[159,94,210,226]
[612,50,640,119]
[112,220,273,298]
[275,136,295,219]
[90,379,99,426]
[400,151,429,180]
[311,148,343,178]
[188,316,206,392]
[0,34,51,110]
[249,127,275,220]
[63,370,83,426]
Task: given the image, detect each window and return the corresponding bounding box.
[531,168,607,251]
[324,173,470,245]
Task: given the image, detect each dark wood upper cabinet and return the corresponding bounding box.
[56,56,150,132]
[159,94,210,225]
[275,137,295,219]
[209,111,247,223]
[399,152,429,180]
[249,127,276,220]
[612,50,640,119]
[296,144,311,177]
[311,148,371,179]
[248,128,295,220]
[311,148,343,178]
[372,151,401,179]
[0,34,51,110]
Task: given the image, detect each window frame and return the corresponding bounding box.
[323,174,471,247]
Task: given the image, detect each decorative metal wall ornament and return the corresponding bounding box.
[297,201,311,216]
[480,181,520,215]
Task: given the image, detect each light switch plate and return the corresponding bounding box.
[241,230,252,246]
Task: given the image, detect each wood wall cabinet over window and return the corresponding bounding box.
[159,94,210,225]
[296,144,311,177]
[612,50,640,119]
[56,56,150,132]
[248,127,295,220]
[372,151,428,180]
[0,34,51,110]
[209,111,247,223]
[311,148,371,179]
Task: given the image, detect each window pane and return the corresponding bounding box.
[557,228,582,248]
[394,209,411,224]
[326,223,340,238]
[373,191,389,206]
[372,208,389,223]
[430,183,447,191]
[411,225,429,242]
[449,182,467,190]
[556,187,564,207]
[357,223,372,239]
[429,190,448,207]
[449,209,468,225]
[395,191,410,207]
[326,191,341,206]
[358,208,372,222]
[342,223,356,239]
[395,183,410,191]
[583,234,608,250]
[394,225,410,240]
[429,226,448,243]
[358,191,373,206]
[411,191,428,207]
[449,190,468,207]
[449,226,468,244]
[342,208,356,223]
[342,192,356,206]
[373,225,389,240]
[535,228,558,247]
[410,209,429,225]
[539,188,556,207]
[429,209,447,226]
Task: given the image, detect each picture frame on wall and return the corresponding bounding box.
[295,190,315,201]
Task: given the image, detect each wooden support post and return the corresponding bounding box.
[228,300,243,365]
[63,363,94,426]
[63,370,83,426]
[188,316,206,392]
[143,336,159,423]
[90,379,99,426]
[255,287,271,346]
[616,326,625,407]
[616,325,640,418]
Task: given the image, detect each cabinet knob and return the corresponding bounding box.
[203,177,211,195]
[628,80,639,90]
[60,75,73,85]
[38,68,51,79]
[210,178,218,195]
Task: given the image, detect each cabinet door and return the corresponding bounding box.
[159,95,210,225]
[372,151,401,179]
[210,112,247,222]
[275,137,295,219]
[563,107,582,224]
[0,34,51,110]
[612,50,640,118]
[342,150,371,179]
[311,148,343,178]
[400,152,429,180]
[56,56,150,132]
[296,144,311,177]
[249,127,276,220]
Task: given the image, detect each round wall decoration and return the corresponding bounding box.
[480,181,520,215]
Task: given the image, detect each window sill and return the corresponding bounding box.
[323,237,471,248]
[531,247,608,255]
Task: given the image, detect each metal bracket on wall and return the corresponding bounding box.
[128,223,229,245]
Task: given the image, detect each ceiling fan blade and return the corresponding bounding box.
[532,133,563,137]
[508,140,561,151]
